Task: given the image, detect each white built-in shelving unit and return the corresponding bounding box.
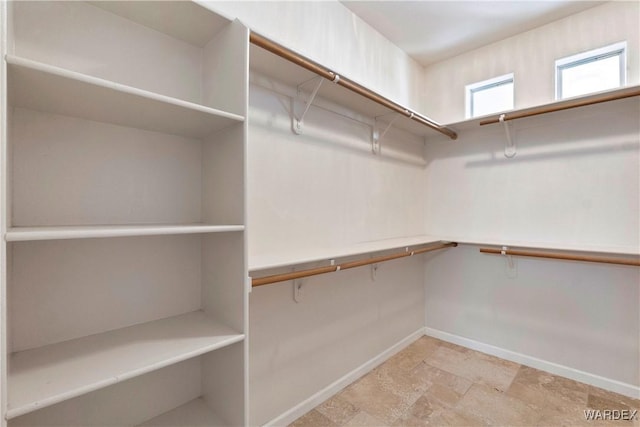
[1,1,248,425]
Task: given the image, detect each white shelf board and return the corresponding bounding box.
[7,311,245,419]
[138,398,225,427]
[436,236,640,257]
[7,55,244,139]
[89,1,232,47]
[443,84,640,134]
[249,44,442,138]
[249,235,446,271]
[5,224,244,242]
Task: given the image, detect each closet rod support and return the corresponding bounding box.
[372,113,400,154]
[501,246,515,268]
[500,114,516,158]
[293,279,304,302]
[294,76,324,135]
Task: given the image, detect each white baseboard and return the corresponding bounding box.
[424,327,640,400]
[262,327,427,427]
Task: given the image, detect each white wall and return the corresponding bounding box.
[422,1,640,123]
[246,79,428,425]
[207,0,424,112]
[251,256,425,425]
[423,96,640,394]
[420,0,640,397]
[425,245,639,390]
[425,98,639,251]
[247,83,426,256]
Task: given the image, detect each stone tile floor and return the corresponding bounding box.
[290,336,639,426]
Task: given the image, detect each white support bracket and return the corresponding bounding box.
[371,263,378,281]
[293,76,324,135]
[372,113,400,154]
[501,246,518,278]
[293,279,304,303]
[500,246,514,268]
[499,114,516,158]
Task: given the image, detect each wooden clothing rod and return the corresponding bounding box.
[249,31,458,140]
[252,242,458,287]
[479,86,640,126]
[479,247,640,267]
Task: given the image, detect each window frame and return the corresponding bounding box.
[555,41,627,100]
[465,73,515,119]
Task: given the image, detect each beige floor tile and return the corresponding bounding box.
[509,379,591,427]
[423,336,470,354]
[383,337,440,373]
[509,365,589,405]
[374,363,431,404]
[422,383,465,407]
[507,381,548,408]
[290,340,640,427]
[588,386,640,410]
[507,365,590,424]
[393,396,485,427]
[339,373,415,425]
[412,362,473,396]
[409,336,443,356]
[465,348,522,373]
[536,404,593,427]
[586,387,640,426]
[317,394,360,425]
[581,413,639,427]
[455,383,541,426]
[424,346,520,391]
[391,395,443,426]
[289,409,338,427]
[583,396,639,426]
[588,394,634,412]
[426,407,486,427]
[343,411,389,427]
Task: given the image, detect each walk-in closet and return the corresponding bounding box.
[0,1,638,426]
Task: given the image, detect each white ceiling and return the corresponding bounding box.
[341,1,604,66]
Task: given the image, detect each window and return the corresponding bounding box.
[466,73,514,118]
[556,42,626,100]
